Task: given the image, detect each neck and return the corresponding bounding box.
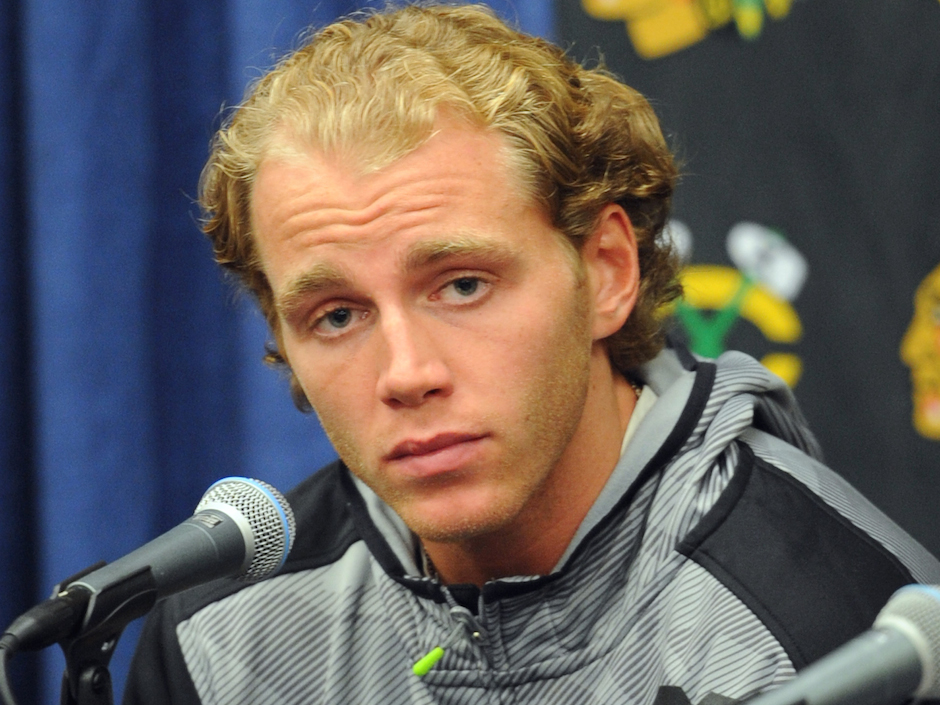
[422,349,638,587]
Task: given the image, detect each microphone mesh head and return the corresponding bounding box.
[196,478,296,582]
[875,585,940,698]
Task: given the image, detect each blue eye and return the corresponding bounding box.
[452,278,479,296]
[325,308,352,328]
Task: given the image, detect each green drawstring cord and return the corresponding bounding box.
[412,647,446,676]
[413,606,480,676]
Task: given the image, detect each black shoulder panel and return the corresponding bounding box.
[280,460,361,574]
[677,445,913,669]
[124,585,204,704]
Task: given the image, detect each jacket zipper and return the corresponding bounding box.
[413,589,488,676]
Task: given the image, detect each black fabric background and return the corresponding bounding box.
[557,0,940,554]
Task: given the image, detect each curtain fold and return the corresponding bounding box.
[1,0,38,696]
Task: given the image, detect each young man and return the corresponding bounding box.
[125,5,940,704]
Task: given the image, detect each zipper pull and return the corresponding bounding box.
[412,606,484,677]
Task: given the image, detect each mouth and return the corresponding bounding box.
[383,433,487,478]
[386,433,485,460]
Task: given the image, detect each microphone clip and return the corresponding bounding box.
[56,562,158,705]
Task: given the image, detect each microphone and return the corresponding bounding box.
[746,584,940,705]
[0,477,295,655]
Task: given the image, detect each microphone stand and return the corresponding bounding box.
[55,563,157,705]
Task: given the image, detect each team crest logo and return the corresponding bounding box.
[667,220,806,387]
[901,263,940,440]
[581,0,798,59]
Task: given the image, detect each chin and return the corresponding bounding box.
[402,496,519,544]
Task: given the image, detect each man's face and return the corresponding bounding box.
[251,121,600,543]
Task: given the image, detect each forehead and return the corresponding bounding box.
[249,121,555,288]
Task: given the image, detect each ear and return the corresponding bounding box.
[581,204,639,341]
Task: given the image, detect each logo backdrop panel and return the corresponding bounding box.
[557,0,940,552]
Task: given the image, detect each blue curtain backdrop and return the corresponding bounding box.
[0,1,555,702]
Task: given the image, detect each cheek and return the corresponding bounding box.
[288,344,372,431]
[496,288,593,406]
[301,371,376,478]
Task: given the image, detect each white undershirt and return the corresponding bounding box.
[620,385,658,457]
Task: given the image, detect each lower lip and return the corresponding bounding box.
[387,438,486,479]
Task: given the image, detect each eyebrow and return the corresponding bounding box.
[274,235,522,319]
[403,235,522,272]
[275,262,352,320]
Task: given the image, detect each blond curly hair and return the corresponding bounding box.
[200,3,681,411]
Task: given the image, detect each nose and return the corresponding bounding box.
[376,311,453,408]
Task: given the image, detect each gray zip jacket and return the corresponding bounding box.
[124,346,940,704]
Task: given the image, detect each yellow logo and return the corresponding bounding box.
[668,221,805,386]
[901,263,940,440]
[581,0,795,59]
